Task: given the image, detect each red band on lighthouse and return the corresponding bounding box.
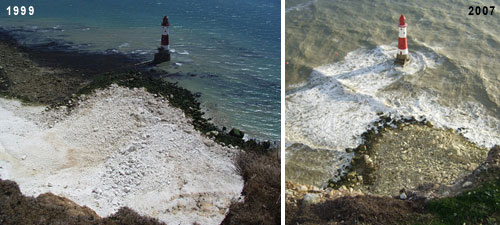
[397,14,408,55]
[161,16,170,50]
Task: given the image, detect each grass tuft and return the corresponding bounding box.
[427,178,500,224]
[222,150,281,225]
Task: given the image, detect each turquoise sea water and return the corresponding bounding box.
[0,0,280,141]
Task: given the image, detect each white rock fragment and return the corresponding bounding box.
[310,186,321,192]
[297,185,307,192]
[124,145,136,153]
[399,192,407,200]
[304,193,320,204]
[462,181,473,188]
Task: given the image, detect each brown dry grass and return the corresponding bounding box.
[0,179,164,225]
[221,149,281,225]
[1,150,282,225]
[286,195,430,225]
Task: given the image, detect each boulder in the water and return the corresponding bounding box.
[152,48,171,65]
[229,128,244,139]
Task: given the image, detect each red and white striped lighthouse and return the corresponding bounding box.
[395,14,410,65]
[161,16,170,50]
[153,15,171,64]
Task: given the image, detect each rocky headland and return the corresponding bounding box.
[286,114,500,224]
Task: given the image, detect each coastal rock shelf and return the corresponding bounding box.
[0,84,243,225]
[363,124,488,196]
[286,118,489,197]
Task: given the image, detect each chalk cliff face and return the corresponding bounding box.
[0,84,243,225]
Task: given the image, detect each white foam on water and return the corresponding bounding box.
[286,45,500,153]
[285,0,316,13]
[286,81,308,92]
[118,43,130,48]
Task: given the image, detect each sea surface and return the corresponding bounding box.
[0,0,280,141]
[285,0,500,181]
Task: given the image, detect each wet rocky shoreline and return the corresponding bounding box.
[286,145,500,224]
[330,114,489,196]
[287,112,492,194]
[286,113,500,224]
[0,29,273,152]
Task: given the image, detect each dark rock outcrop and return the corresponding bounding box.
[229,128,245,139]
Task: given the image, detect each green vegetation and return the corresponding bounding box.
[426,178,500,225]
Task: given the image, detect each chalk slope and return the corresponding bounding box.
[0,84,243,225]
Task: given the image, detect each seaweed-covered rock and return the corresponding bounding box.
[229,128,244,139]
